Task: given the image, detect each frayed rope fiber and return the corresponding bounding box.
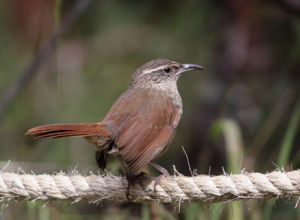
[0,170,299,204]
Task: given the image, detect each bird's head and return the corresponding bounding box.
[130,58,204,89]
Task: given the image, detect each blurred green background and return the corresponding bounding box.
[0,0,299,219]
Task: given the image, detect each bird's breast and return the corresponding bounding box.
[147,82,183,110]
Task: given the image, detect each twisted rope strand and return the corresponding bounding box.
[0,170,299,204]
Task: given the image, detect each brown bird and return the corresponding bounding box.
[27,58,204,193]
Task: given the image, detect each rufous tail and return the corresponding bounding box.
[26,123,108,139]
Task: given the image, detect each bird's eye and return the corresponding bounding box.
[164,67,171,73]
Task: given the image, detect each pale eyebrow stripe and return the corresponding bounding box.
[142,65,169,75]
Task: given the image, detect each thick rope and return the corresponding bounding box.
[0,170,299,204]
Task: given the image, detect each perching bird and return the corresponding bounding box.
[27,58,204,194]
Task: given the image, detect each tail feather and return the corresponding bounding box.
[26,123,109,139]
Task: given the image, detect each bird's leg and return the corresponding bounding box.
[150,162,170,191]
[125,172,146,201]
[118,156,146,200]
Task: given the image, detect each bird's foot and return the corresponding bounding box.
[153,172,170,192]
[150,162,170,191]
[126,172,147,200]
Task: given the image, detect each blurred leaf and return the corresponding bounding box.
[54,0,62,27]
[209,118,244,220]
[208,120,223,142]
[141,203,151,220]
[264,97,300,219]
[221,119,244,220]
[210,118,244,173]
[210,203,223,220]
[185,203,205,220]
[278,98,300,168]
[220,119,244,174]
[248,89,294,165]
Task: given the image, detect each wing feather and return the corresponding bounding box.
[104,88,181,174]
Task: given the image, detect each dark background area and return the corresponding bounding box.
[0,0,299,219]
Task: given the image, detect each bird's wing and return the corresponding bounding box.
[104,88,181,174]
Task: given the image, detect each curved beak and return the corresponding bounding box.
[177,63,205,75]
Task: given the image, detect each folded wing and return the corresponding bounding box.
[104,88,181,174]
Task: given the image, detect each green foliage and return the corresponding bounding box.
[278,98,300,168]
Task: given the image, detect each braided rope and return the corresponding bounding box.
[0,170,299,204]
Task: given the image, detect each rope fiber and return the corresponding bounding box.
[0,169,299,204]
